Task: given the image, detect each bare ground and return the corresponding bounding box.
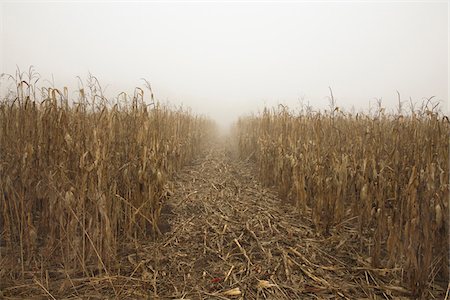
[1,137,447,299]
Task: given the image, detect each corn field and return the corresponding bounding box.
[0,73,213,286]
[236,105,449,297]
[0,71,449,299]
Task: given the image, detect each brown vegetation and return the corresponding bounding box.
[236,103,449,298]
[1,70,448,299]
[0,71,213,295]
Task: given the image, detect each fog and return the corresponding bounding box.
[1,2,448,128]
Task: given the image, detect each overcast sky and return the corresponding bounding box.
[1,1,448,127]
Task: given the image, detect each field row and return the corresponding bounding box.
[236,106,449,296]
[0,80,214,282]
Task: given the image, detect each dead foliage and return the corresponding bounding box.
[236,104,449,298]
[0,70,213,297]
[6,139,445,299]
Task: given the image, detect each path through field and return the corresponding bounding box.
[112,137,414,300]
[9,137,426,299]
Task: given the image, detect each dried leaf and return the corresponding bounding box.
[222,287,241,296]
[257,280,277,289]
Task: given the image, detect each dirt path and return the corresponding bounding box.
[111,137,415,300]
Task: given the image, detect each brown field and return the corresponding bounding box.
[0,74,448,299]
[236,105,449,298]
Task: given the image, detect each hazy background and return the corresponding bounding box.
[1,1,448,128]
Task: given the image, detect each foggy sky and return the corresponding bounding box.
[1,1,448,128]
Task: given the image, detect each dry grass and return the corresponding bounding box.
[0,70,214,293]
[236,103,449,298]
